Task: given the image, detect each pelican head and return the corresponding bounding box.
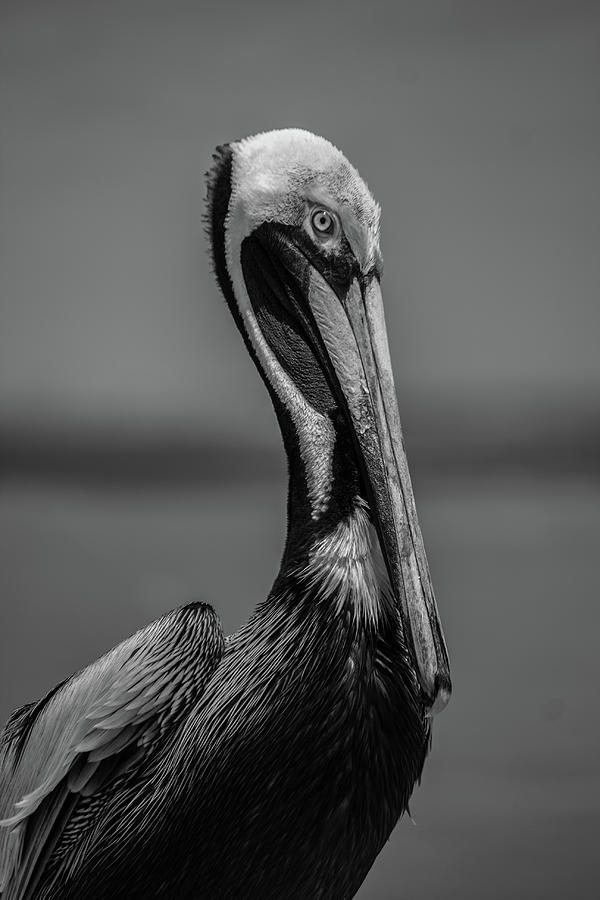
[207,129,450,714]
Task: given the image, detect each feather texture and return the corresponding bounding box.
[0,602,223,898]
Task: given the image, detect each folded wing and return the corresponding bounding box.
[0,601,224,899]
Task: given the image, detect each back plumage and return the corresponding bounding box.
[0,603,223,899]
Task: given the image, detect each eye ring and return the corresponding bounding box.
[310,207,337,238]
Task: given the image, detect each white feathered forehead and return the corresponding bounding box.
[228,129,382,271]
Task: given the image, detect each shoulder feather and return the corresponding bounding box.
[0,601,224,898]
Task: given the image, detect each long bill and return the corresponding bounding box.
[306,269,451,715]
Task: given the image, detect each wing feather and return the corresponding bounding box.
[0,601,224,898]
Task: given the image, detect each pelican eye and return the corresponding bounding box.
[310,208,337,239]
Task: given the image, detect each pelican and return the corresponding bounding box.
[0,129,451,899]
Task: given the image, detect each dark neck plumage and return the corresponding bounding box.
[278,407,363,564]
[264,397,396,638]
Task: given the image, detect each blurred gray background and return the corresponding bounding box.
[1,1,598,897]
